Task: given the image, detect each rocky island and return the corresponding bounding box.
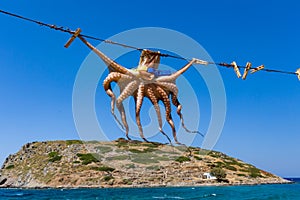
[0,139,290,188]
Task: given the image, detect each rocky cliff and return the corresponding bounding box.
[0,139,290,188]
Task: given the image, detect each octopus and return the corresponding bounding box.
[79,36,203,144]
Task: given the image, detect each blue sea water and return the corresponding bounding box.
[0,180,300,200]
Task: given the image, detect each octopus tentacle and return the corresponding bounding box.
[79,36,130,74]
[157,81,204,137]
[105,87,125,129]
[156,86,180,144]
[155,82,178,95]
[146,86,172,144]
[116,80,138,106]
[103,72,133,129]
[156,59,196,82]
[116,102,130,140]
[135,83,148,142]
[115,80,139,140]
[171,93,204,137]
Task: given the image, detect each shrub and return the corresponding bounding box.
[208,151,229,159]
[103,175,113,181]
[129,148,155,153]
[208,152,221,158]
[194,156,202,160]
[249,167,262,178]
[131,152,160,164]
[143,148,156,153]
[239,168,249,172]
[225,165,237,171]
[194,149,209,155]
[210,167,226,180]
[237,173,246,177]
[95,166,115,172]
[106,155,129,161]
[66,140,83,145]
[122,179,132,185]
[48,152,59,157]
[48,152,62,162]
[49,156,62,162]
[86,140,99,144]
[224,159,244,167]
[128,149,143,153]
[95,146,112,153]
[132,157,159,164]
[116,138,128,147]
[5,164,14,169]
[175,156,191,163]
[146,165,160,171]
[77,153,99,165]
[142,142,160,148]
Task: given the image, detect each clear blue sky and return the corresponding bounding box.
[0,1,299,177]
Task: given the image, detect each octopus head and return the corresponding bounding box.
[138,49,161,70]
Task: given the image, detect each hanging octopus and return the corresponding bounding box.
[78,36,203,144]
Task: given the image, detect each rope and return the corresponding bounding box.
[0,9,299,78]
[217,62,297,75]
[0,9,143,51]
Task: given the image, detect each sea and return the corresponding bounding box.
[0,178,299,200]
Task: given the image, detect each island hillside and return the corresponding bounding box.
[0,139,290,188]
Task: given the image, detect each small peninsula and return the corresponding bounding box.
[0,139,290,188]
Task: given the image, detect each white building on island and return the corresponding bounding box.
[203,172,217,180]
